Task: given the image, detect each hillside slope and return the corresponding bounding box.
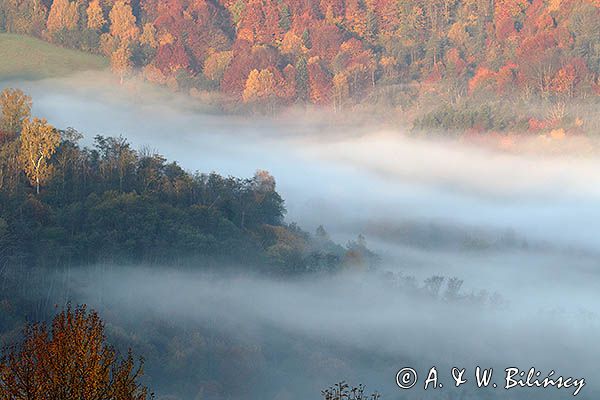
[0,33,107,81]
[3,0,600,105]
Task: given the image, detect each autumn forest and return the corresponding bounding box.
[2,0,600,114]
[1,0,600,397]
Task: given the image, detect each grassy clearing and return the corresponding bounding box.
[0,33,107,81]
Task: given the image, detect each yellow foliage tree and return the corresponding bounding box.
[243,69,261,102]
[379,55,398,80]
[344,0,368,37]
[109,0,139,45]
[139,23,158,48]
[111,44,133,84]
[242,69,277,103]
[0,88,32,139]
[65,0,78,30]
[3,0,48,35]
[18,117,60,194]
[332,72,349,111]
[158,30,174,46]
[46,0,78,34]
[203,50,233,82]
[86,0,106,30]
[46,0,66,32]
[280,31,305,55]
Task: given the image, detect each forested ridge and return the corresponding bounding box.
[2,0,600,116]
[0,88,376,271]
[0,87,387,400]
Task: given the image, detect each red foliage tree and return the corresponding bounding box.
[308,22,343,63]
[155,40,191,74]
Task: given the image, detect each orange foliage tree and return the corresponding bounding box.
[243,68,278,102]
[111,44,133,84]
[0,305,148,400]
[46,0,78,34]
[87,0,106,30]
[468,67,497,94]
[109,0,139,45]
[307,56,332,104]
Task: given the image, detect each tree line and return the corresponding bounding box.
[2,0,600,111]
[0,88,377,271]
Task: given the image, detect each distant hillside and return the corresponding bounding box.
[2,0,600,94]
[2,0,600,133]
[0,33,107,81]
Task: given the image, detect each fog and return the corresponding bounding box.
[3,72,600,399]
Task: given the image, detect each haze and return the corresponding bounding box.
[4,72,600,399]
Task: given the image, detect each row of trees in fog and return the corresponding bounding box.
[0,88,377,270]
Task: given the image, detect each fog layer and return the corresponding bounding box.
[4,73,600,399]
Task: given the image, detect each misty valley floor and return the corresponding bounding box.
[1,75,600,399]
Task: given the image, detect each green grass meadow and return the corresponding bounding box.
[0,33,107,81]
